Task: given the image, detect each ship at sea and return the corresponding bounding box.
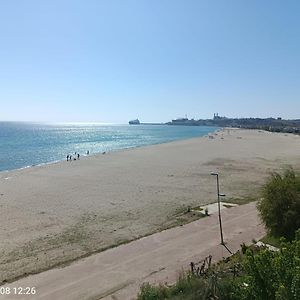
[129,119,140,125]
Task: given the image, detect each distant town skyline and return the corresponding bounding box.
[1,1,300,123]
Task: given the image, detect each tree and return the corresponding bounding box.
[257,168,300,239]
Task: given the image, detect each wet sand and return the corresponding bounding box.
[0,128,299,282]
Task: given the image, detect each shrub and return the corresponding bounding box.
[257,168,300,239]
[241,230,300,299]
[137,282,167,300]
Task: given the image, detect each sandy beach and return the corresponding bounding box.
[0,128,300,282]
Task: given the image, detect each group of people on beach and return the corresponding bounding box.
[66,150,89,162]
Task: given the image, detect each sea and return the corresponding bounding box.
[0,122,218,172]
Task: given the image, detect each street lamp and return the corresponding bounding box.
[210,172,226,246]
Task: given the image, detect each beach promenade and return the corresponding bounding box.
[1,202,265,300]
[0,129,299,284]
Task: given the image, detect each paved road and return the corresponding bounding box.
[1,202,265,300]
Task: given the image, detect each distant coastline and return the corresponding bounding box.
[128,113,300,134]
[166,114,300,134]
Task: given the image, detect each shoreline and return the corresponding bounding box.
[0,128,300,283]
[0,127,220,174]
[3,126,288,177]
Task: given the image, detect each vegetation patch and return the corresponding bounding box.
[160,206,205,230]
[224,196,256,205]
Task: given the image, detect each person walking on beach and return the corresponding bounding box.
[69,155,72,161]
[87,150,89,155]
[77,153,80,160]
[67,155,69,161]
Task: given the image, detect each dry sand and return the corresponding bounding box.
[0,128,299,282]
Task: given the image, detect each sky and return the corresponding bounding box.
[0,0,299,123]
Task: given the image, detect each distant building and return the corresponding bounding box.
[169,117,198,126]
[172,117,188,122]
[213,113,227,120]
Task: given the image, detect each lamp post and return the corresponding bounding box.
[211,172,225,245]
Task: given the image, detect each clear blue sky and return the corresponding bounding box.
[0,1,299,123]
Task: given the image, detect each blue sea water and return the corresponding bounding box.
[0,122,218,172]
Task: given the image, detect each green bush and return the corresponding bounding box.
[138,282,168,300]
[241,231,300,299]
[257,168,300,239]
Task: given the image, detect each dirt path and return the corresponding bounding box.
[1,202,265,300]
